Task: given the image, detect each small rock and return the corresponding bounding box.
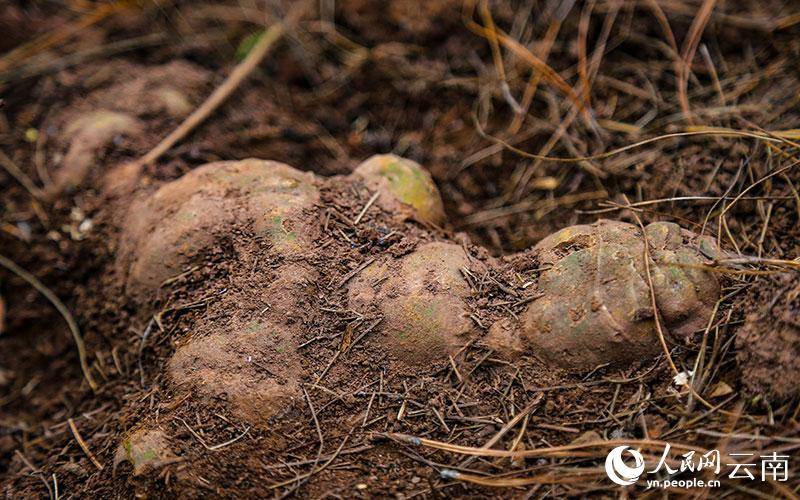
[571,430,601,445]
[114,427,176,476]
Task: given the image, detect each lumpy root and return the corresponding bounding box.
[111,156,722,426]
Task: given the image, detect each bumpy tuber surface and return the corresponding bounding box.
[112,155,722,426]
[348,241,477,367]
[117,159,319,298]
[516,219,720,370]
[350,154,446,225]
[167,262,317,421]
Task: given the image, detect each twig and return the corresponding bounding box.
[262,445,374,470]
[478,0,521,113]
[347,317,383,353]
[474,121,789,164]
[440,468,603,487]
[314,350,341,384]
[0,254,97,390]
[279,387,325,497]
[718,161,799,220]
[337,257,376,288]
[0,148,43,199]
[463,1,586,116]
[677,0,717,123]
[67,418,103,470]
[0,1,128,73]
[459,393,543,467]
[133,3,308,168]
[506,5,567,133]
[14,451,53,499]
[383,432,703,457]
[0,32,169,82]
[271,425,356,492]
[353,191,380,225]
[177,417,251,451]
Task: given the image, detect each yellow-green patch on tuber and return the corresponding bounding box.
[350,154,446,225]
[114,427,175,476]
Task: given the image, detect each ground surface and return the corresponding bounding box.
[1,1,799,498]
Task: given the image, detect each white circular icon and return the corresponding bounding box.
[605,446,645,486]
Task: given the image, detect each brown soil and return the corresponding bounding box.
[737,273,800,402]
[1,1,799,498]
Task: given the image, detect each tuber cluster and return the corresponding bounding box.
[106,154,721,428]
[40,68,723,472]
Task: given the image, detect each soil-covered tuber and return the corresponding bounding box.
[515,219,720,370]
[350,154,446,225]
[4,8,798,497]
[52,111,143,193]
[114,427,175,477]
[117,159,319,298]
[348,241,476,367]
[111,155,722,424]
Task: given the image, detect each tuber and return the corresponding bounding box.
[351,154,446,225]
[515,219,720,370]
[348,241,477,367]
[113,155,721,423]
[114,427,175,476]
[117,159,319,298]
[47,61,209,194]
[52,110,142,193]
